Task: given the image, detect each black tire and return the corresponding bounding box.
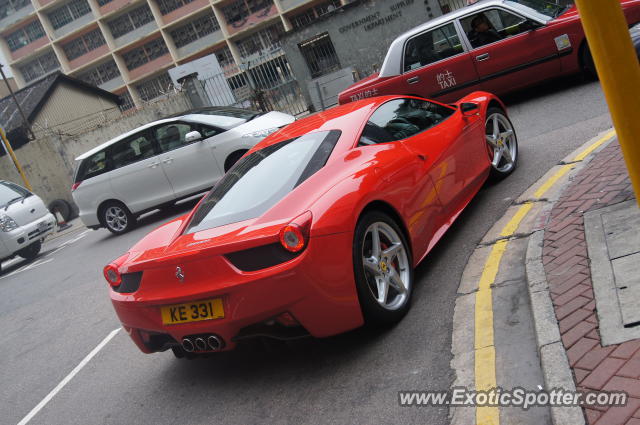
[48,199,72,223]
[485,107,518,181]
[18,240,41,260]
[581,43,597,79]
[224,150,247,172]
[353,211,414,325]
[100,201,136,235]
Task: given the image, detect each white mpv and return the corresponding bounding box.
[0,180,56,270]
[72,107,294,234]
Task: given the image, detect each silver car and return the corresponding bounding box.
[72,107,295,234]
[0,180,56,271]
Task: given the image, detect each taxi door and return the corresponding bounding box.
[399,21,480,103]
[459,7,564,96]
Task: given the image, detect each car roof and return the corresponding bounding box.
[74,113,247,161]
[253,95,441,152]
[379,0,552,77]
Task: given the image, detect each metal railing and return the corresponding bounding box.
[199,51,308,116]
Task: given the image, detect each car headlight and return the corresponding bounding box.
[0,215,18,232]
[242,127,280,139]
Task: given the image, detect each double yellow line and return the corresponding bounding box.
[473,129,616,425]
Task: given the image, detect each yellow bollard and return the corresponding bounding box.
[574,0,640,207]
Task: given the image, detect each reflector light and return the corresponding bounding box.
[103,264,122,287]
[280,225,304,252]
[275,312,300,327]
[71,182,82,191]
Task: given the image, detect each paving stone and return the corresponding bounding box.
[575,346,616,371]
[556,296,591,320]
[592,396,640,425]
[611,340,640,360]
[567,337,600,366]
[559,308,593,333]
[575,367,590,383]
[616,358,640,379]
[585,408,601,424]
[603,377,640,398]
[581,357,626,390]
[554,284,591,307]
[562,321,597,348]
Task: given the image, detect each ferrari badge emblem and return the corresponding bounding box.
[175,266,185,283]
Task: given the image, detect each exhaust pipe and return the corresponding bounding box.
[182,338,194,352]
[194,337,207,351]
[207,335,223,351]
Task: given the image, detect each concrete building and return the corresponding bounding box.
[280,0,446,110]
[0,0,463,110]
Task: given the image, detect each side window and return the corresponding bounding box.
[155,123,195,152]
[111,134,155,169]
[403,23,463,73]
[359,98,455,145]
[200,125,222,138]
[461,9,528,49]
[78,150,109,181]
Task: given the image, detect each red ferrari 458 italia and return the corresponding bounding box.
[104,92,518,357]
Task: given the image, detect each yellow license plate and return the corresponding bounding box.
[161,298,224,325]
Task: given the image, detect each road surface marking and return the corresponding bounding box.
[0,258,54,280]
[474,129,616,425]
[16,328,121,425]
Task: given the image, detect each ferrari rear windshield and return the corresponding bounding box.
[185,130,341,234]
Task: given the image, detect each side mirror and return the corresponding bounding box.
[461,102,479,116]
[185,130,202,143]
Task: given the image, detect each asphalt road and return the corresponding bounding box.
[0,76,613,425]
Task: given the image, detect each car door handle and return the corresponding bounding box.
[407,76,420,84]
[148,162,160,169]
[417,154,428,161]
[162,158,174,164]
[475,53,490,61]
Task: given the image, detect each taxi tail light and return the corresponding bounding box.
[71,181,82,192]
[103,263,122,287]
[279,211,312,253]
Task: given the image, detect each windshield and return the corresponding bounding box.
[507,0,570,18]
[186,130,341,234]
[0,181,31,206]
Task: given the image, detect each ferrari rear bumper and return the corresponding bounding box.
[110,231,364,353]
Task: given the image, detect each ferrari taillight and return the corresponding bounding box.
[103,264,122,287]
[279,211,312,253]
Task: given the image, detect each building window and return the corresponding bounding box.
[62,28,106,60]
[119,91,135,111]
[77,60,120,86]
[299,32,340,78]
[136,73,172,102]
[47,0,92,30]
[290,0,340,29]
[0,0,31,20]
[236,23,283,59]
[221,0,274,27]
[5,21,45,52]
[156,0,195,16]
[107,4,154,38]
[122,38,169,70]
[169,12,220,48]
[215,46,235,68]
[18,51,60,83]
[96,0,113,5]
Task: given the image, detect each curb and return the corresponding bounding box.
[525,230,585,425]
[47,218,88,241]
[523,131,617,425]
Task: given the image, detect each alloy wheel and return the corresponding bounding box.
[485,112,517,174]
[361,221,411,311]
[105,205,128,232]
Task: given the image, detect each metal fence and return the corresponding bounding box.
[199,51,309,117]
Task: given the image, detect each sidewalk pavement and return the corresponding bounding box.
[529,139,640,425]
